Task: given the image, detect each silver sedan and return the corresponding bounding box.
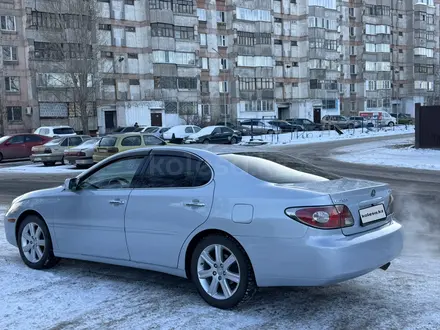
[3,147,403,309]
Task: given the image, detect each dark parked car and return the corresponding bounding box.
[184,126,242,144]
[268,120,303,132]
[286,118,322,131]
[391,113,414,125]
[113,126,138,133]
[215,122,248,136]
[0,134,52,162]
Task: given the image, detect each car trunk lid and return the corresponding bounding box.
[283,178,392,236]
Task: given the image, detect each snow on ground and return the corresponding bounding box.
[240,125,414,146]
[1,205,439,329]
[0,164,83,174]
[331,137,440,171]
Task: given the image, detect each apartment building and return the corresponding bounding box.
[0,0,34,135]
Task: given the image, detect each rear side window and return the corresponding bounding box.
[69,137,83,146]
[99,137,117,146]
[139,154,212,188]
[25,135,42,142]
[185,127,193,133]
[121,136,141,146]
[53,127,75,135]
[220,152,340,184]
[143,135,164,145]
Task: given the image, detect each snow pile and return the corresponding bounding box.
[331,137,440,171]
[240,125,414,146]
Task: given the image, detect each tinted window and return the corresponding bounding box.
[69,137,83,146]
[140,154,212,188]
[25,135,42,142]
[193,126,201,133]
[185,127,193,133]
[79,157,144,190]
[143,135,164,145]
[121,136,141,146]
[220,152,340,184]
[221,127,233,134]
[159,128,169,133]
[9,135,25,144]
[212,127,222,134]
[99,137,117,147]
[60,138,68,147]
[122,127,137,133]
[53,127,75,134]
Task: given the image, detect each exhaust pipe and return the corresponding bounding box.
[380,262,391,271]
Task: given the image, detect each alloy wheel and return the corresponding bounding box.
[21,222,46,263]
[197,244,241,300]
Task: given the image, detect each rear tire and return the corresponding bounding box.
[388,122,394,127]
[43,161,55,166]
[0,152,3,162]
[190,235,256,309]
[203,139,209,144]
[230,137,237,144]
[17,215,60,270]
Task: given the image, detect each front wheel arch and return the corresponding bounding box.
[15,210,46,244]
[184,229,255,281]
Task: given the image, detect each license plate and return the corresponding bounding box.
[359,204,387,225]
[33,157,42,162]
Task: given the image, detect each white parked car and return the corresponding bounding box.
[162,125,201,142]
[358,111,397,127]
[34,126,77,138]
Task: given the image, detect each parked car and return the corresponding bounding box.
[286,118,322,131]
[267,120,303,132]
[239,119,281,135]
[93,133,167,163]
[63,137,101,168]
[135,126,170,138]
[184,126,242,144]
[34,126,76,138]
[349,116,374,128]
[0,134,52,162]
[112,126,139,134]
[321,115,359,129]
[162,125,201,143]
[30,135,91,166]
[4,148,402,309]
[215,122,248,136]
[359,111,397,127]
[390,113,414,125]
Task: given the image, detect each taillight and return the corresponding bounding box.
[44,148,52,154]
[285,205,354,229]
[107,147,119,153]
[78,152,86,156]
[387,194,394,214]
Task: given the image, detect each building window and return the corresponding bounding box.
[350,65,356,74]
[365,5,391,16]
[257,100,273,112]
[236,8,271,22]
[199,33,207,46]
[154,76,177,89]
[175,26,194,39]
[350,46,355,55]
[173,0,193,14]
[151,23,174,37]
[219,81,228,93]
[201,104,210,116]
[218,35,227,47]
[0,16,16,31]
[2,46,17,62]
[178,77,197,89]
[239,78,273,90]
[129,79,140,85]
[128,53,138,59]
[257,33,271,45]
[216,11,226,23]
[201,58,209,70]
[239,78,256,90]
[274,39,282,45]
[274,17,282,23]
[275,61,283,66]
[125,26,136,32]
[291,41,298,46]
[125,0,135,4]
[367,99,378,108]
[200,81,209,93]
[322,99,336,109]
[102,78,116,85]
[349,27,355,36]
[237,31,255,46]
[98,24,111,31]
[220,58,228,70]
[350,83,355,92]
[5,77,20,92]
[149,0,172,10]
[6,106,22,121]
[349,8,354,16]
[292,82,298,87]
[197,8,207,21]
[350,102,356,112]
[179,102,197,114]
[164,101,178,113]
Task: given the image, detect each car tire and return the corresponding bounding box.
[203,139,209,144]
[190,235,256,309]
[43,161,55,166]
[0,152,3,162]
[388,122,394,127]
[230,137,237,144]
[267,130,274,134]
[17,215,60,270]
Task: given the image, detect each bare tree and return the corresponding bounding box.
[36,0,104,134]
[179,106,203,126]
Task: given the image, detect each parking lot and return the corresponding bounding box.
[1,135,439,329]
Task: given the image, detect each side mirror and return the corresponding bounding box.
[64,177,78,191]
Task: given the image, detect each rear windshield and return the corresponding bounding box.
[144,127,159,133]
[220,152,340,184]
[98,137,117,147]
[53,127,75,135]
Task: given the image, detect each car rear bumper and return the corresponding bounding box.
[237,219,403,287]
[64,156,93,165]
[30,154,62,163]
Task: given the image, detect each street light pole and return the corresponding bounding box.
[212,48,227,126]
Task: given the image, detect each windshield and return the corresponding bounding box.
[0,136,11,144]
[195,126,215,135]
[220,152,340,184]
[53,127,75,135]
[145,127,159,133]
[98,137,117,146]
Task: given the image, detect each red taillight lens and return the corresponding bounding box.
[285,205,354,229]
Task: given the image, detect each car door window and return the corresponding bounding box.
[69,137,83,146]
[185,127,193,133]
[9,136,25,144]
[212,127,222,135]
[60,138,68,147]
[139,153,212,188]
[121,136,141,146]
[25,135,42,143]
[193,126,201,133]
[221,127,232,134]
[79,157,145,190]
[143,135,164,145]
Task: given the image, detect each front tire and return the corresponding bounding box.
[203,139,209,144]
[0,152,3,162]
[191,235,256,309]
[388,122,394,127]
[17,215,60,270]
[230,137,237,144]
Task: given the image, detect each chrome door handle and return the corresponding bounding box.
[109,199,125,205]
[185,200,205,207]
